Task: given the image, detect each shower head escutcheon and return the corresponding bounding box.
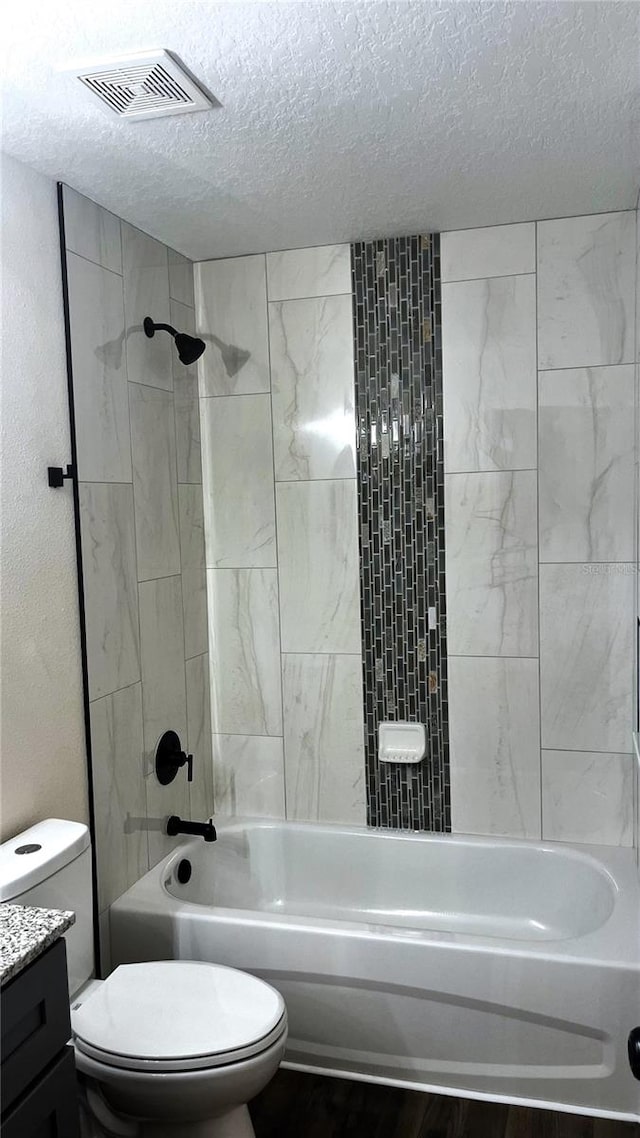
[143,316,206,365]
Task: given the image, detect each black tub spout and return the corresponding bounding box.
[166,816,217,842]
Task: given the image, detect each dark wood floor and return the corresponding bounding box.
[250,1069,640,1138]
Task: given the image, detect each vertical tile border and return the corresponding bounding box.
[351,235,450,831]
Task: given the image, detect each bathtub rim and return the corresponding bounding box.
[120,817,640,969]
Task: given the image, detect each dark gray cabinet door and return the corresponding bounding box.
[2,1047,80,1138]
[1,939,72,1112]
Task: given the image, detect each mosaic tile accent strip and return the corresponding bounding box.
[351,235,450,831]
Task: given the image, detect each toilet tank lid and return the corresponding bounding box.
[0,819,90,901]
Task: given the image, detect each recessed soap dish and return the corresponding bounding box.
[378,721,426,764]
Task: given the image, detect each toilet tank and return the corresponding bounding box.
[0,819,94,997]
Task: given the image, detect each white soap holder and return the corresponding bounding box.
[378,721,426,764]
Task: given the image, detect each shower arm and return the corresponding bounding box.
[143,318,178,338]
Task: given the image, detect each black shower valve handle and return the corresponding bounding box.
[155,730,193,786]
[175,747,193,781]
[176,747,193,783]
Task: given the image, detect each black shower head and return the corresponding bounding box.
[143,317,206,365]
[174,331,206,365]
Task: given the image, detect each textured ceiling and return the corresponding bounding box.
[1,1,638,259]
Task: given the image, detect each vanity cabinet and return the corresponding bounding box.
[1,937,80,1137]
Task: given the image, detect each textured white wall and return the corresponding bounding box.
[0,153,89,840]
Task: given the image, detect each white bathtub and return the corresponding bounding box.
[110,820,640,1121]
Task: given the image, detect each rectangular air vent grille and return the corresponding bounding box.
[74,50,213,121]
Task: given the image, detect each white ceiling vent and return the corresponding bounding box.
[74,50,213,121]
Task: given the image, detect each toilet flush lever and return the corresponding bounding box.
[155,731,193,785]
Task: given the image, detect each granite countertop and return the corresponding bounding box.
[0,903,75,986]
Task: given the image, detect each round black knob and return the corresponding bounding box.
[628,1028,640,1080]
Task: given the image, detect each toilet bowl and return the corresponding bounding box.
[0,821,287,1138]
[72,959,288,1138]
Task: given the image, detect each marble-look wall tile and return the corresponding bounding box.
[182,568,208,659]
[138,575,187,766]
[129,383,180,581]
[538,212,636,369]
[448,656,541,838]
[540,563,635,753]
[178,483,205,569]
[213,735,285,818]
[122,221,173,391]
[89,683,147,909]
[175,374,201,484]
[445,470,538,657]
[542,750,633,846]
[186,654,214,821]
[63,186,122,274]
[539,365,636,562]
[276,479,360,653]
[441,223,535,283]
[168,248,195,307]
[79,483,140,700]
[67,253,131,482]
[266,244,351,301]
[200,394,276,568]
[195,255,270,395]
[282,653,365,825]
[207,568,282,735]
[269,295,356,480]
[171,301,202,484]
[442,274,536,472]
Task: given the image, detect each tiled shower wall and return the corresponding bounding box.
[195,247,366,823]
[62,187,213,968]
[442,213,637,845]
[197,216,637,846]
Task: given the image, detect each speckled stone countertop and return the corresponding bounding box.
[1,903,75,986]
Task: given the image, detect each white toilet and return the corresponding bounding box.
[0,820,287,1137]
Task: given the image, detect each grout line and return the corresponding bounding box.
[264,257,289,820]
[281,651,363,659]
[540,747,635,758]
[444,468,537,477]
[88,678,142,706]
[211,731,285,741]
[442,271,536,286]
[268,291,351,305]
[199,388,276,400]
[538,561,637,568]
[538,361,635,374]
[204,563,277,573]
[137,572,183,586]
[129,378,176,395]
[275,475,357,486]
[448,655,539,661]
[441,207,630,239]
[534,219,544,841]
[65,247,123,279]
[196,242,350,266]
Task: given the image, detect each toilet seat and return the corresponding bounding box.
[72,960,287,1074]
